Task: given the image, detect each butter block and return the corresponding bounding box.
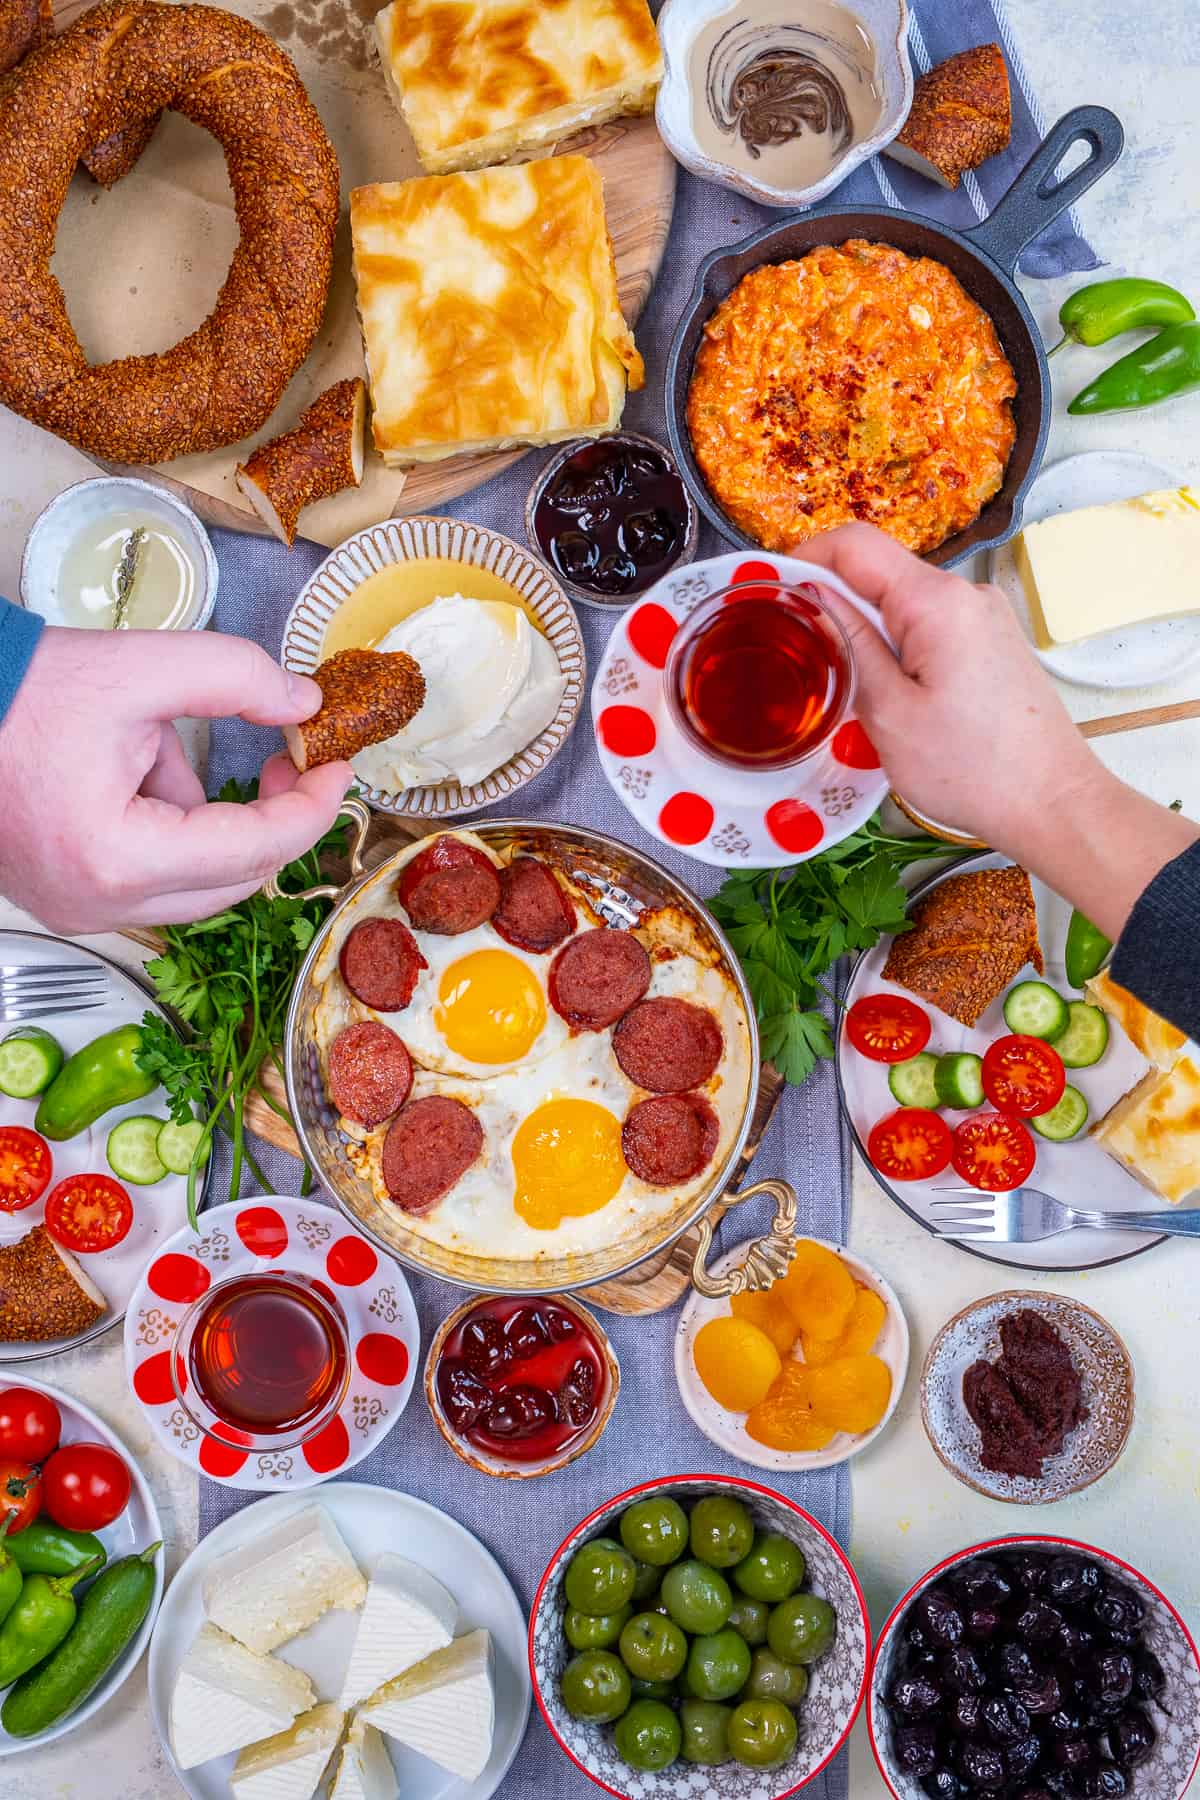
[1014,487,1200,647]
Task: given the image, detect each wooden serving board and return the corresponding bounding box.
[51,0,676,546]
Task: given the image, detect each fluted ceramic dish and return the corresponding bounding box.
[656,0,912,209]
[280,515,584,819]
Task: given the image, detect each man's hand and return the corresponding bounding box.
[0,627,351,933]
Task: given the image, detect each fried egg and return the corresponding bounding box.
[398,923,576,1077]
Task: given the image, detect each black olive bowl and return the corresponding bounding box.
[867,1535,1200,1800]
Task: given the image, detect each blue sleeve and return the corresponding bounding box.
[0,597,44,725]
[1111,836,1200,1045]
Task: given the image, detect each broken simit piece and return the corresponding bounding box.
[884,43,1011,190]
[284,648,425,772]
[237,379,366,549]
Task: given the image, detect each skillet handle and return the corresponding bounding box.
[964,106,1124,276]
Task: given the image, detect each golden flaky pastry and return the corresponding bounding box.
[1084,969,1187,1071]
[1092,1054,1200,1205]
[350,156,643,465]
[373,0,662,174]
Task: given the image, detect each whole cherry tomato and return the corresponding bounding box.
[0,1387,61,1463]
[41,1441,131,1532]
[0,1458,42,1533]
[846,995,932,1064]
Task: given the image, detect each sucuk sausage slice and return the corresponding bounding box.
[612,998,723,1093]
[549,929,651,1031]
[397,836,501,935]
[622,1093,719,1187]
[339,917,427,1011]
[327,1021,412,1129]
[491,857,576,953]
[381,1095,483,1214]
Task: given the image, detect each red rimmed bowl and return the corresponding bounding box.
[867,1535,1200,1800]
[529,1474,870,1798]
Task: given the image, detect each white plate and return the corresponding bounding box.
[0,929,209,1361]
[674,1237,909,1471]
[0,1375,163,1754]
[989,449,1199,689]
[837,852,1175,1272]
[148,1484,531,1800]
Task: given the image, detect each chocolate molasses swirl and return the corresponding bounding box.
[711,43,851,158]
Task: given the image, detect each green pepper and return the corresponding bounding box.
[7,1520,106,1579]
[1050,277,1195,353]
[34,1024,157,1142]
[0,1515,24,1632]
[1069,320,1200,415]
[0,1556,102,1686]
[1064,909,1113,989]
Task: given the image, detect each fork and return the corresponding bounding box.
[0,963,110,1025]
[930,1186,1200,1242]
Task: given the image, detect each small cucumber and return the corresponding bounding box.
[935,1052,985,1110]
[1031,1085,1089,1142]
[0,1544,160,1738]
[1064,909,1112,989]
[888,1052,940,1110]
[1003,981,1070,1041]
[1054,1002,1110,1070]
[106,1116,168,1186]
[0,1027,64,1100]
[155,1118,209,1178]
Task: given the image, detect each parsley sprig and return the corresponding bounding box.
[708,814,973,1086]
[136,780,350,1224]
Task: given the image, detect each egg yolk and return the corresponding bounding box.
[435,949,546,1064]
[512,1099,626,1231]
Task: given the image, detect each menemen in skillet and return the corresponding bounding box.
[687,240,1017,555]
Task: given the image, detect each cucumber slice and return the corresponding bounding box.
[0,1027,64,1099]
[1053,1001,1110,1070]
[888,1052,940,1110]
[935,1051,985,1110]
[156,1118,209,1177]
[1031,1085,1089,1141]
[1003,980,1070,1041]
[106,1115,168,1186]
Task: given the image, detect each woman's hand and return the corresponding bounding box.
[0,626,351,933]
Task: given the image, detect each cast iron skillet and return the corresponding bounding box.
[665,106,1124,568]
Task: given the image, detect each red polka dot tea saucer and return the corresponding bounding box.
[591,552,889,868]
[124,1197,418,1491]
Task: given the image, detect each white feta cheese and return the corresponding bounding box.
[339,1554,457,1709]
[330,1719,398,1800]
[169,1622,315,1771]
[230,1703,345,1800]
[359,1628,494,1781]
[202,1506,367,1653]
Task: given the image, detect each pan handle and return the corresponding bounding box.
[690,1179,798,1298]
[964,106,1124,276]
[262,794,372,903]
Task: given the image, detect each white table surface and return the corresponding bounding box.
[2,1,1198,1791]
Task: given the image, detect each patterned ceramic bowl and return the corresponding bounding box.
[530,1474,870,1797]
[868,1535,1200,1800]
[280,515,585,819]
[920,1290,1135,1504]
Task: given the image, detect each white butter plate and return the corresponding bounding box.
[989,449,1199,689]
[148,1484,531,1800]
[837,851,1178,1272]
[0,1376,163,1755]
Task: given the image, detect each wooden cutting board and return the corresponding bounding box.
[51,0,676,545]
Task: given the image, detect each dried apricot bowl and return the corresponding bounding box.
[675,1237,910,1472]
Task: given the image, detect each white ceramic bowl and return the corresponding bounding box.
[281,515,585,819]
[656,0,913,209]
[530,1474,870,1798]
[675,1237,909,1472]
[868,1535,1200,1800]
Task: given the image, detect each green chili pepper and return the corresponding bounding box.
[7,1520,107,1579]
[34,1023,157,1142]
[0,1515,24,1632]
[1064,910,1113,989]
[0,1555,102,1686]
[1050,277,1195,354]
[1069,320,1200,415]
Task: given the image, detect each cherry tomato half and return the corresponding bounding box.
[41,1441,131,1532]
[0,1127,52,1213]
[0,1387,61,1463]
[981,1035,1066,1118]
[44,1174,133,1255]
[952,1113,1037,1192]
[846,995,932,1064]
[0,1458,42,1533]
[868,1107,953,1182]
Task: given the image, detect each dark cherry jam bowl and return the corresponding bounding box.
[525,431,698,609]
[425,1292,619,1478]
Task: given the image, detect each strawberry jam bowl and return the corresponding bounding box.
[425,1291,619,1479]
